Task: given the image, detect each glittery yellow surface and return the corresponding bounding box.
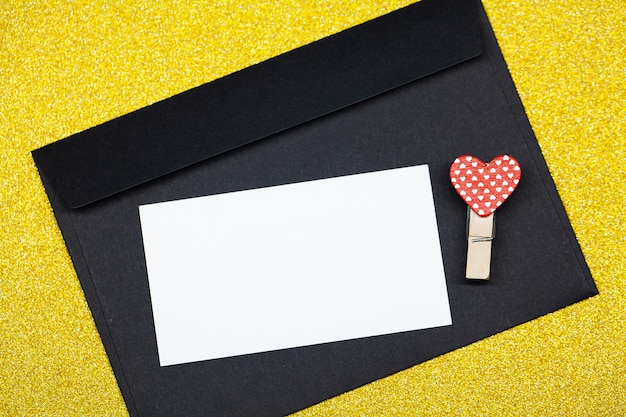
[1,0,624,415]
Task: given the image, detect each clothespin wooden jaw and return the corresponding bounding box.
[466,208,495,280]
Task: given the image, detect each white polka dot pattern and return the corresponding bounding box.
[449,154,522,217]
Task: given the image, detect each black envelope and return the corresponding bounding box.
[32,0,597,416]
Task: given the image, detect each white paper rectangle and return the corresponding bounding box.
[139,165,451,366]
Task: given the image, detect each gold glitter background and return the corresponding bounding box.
[1,0,624,415]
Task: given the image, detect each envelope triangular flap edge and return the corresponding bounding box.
[32,0,482,208]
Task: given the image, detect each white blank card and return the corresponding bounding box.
[139,165,451,366]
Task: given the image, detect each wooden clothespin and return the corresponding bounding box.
[449,155,522,280]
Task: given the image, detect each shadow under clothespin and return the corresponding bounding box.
[450,154,522,281]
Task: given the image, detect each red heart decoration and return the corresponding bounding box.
[450,154,522,217]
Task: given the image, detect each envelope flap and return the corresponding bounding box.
[32,0,481,208]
